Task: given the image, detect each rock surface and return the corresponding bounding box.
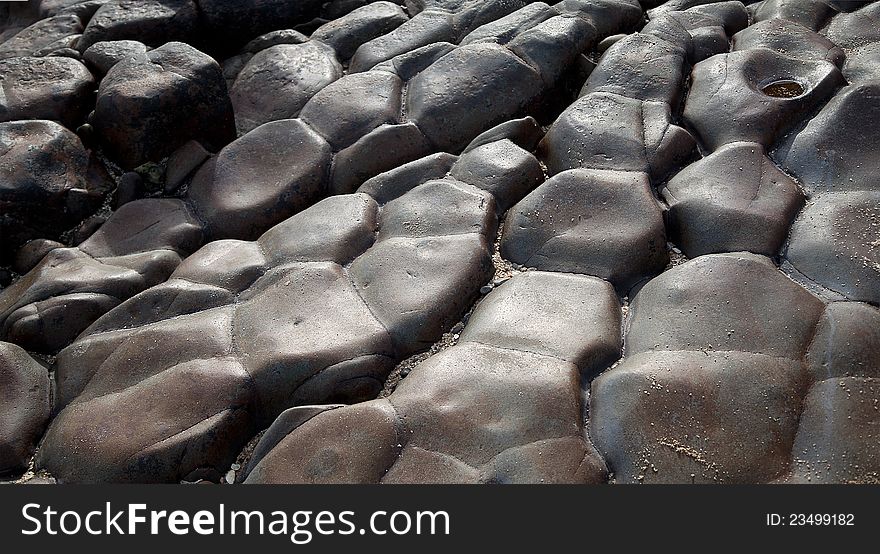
[0,0,878,484]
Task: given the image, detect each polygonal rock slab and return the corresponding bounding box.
[683,48,843,151]
[229,42,342,134]
[824,2,880,49]
[501,169,668,292]
[76,0,199,52]
[540,92,696,180]
[785,191,880,305]
[0,56,94,127]
[0,120,111,257]
[187,119,332,241]
[0,342,50,476]
[310,1,409,61]
[93,41,235,169]
[778,83,880,195]
[732,19,844,66]
[244,271,619,484]
[661,142,805,257]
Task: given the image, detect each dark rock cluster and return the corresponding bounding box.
[0,0,877,484]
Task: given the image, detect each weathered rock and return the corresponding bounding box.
[311,1,408,61]
[450,139,544,212]
[245,271,618,484]
[77,0,199,52]
[540,92,696,180]
[778,83,880,196]
[786,192,880,305]
[683,48,843,151]
[0,56,94,127]
[0,342,50,476]
[732,19,845,66]
[752,0,835,31]
[81,39,147,75]
[661,142,805,257]
[824,2,880,49]
[229,42,342,134]
[0,13,83,59]
[187,119,332,240]
[93,41,235,169]
[0,120,111,257]
[583,33,686,106]
[501,169,668,292]
[843,42,880,85]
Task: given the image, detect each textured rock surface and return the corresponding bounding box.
[1,0,878,485]
[0,342,51,476]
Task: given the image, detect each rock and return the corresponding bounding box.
[461,115,543,154]
[77,0,199,52]
[540,92,696,180]
[752,0,835,31]
[242,29,308,54]
[310,1,409,61]
[93,41,235,169]
[501,169,668,292]
[732,19,845,66]
[81,39,148,76]
[406,43,543,152]
[0,14,83,59]
[245,271,617,484]
[824,2,880,49]
[683,48,843,151]
[229,42,342,134]
[0,56,95,127]
[349,8,455,73]
[0,120,110,258]
[113,171,144,208]
[300,71,403,151]
[164,140,210,193]
[187,119,332,241]
[584,33,686,106]
[843,42,880,85]
[778,83,880,196]
[450,139,543,212]
[785,192,880,305]
[13,239,65,274]
[358,152,459,204]
[0,342,50,476]
[661,142,805,257]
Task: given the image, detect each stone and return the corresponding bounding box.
[0,120,110,257]
[163,140,210,193]
[187,119,332,241]
[81,39,148,75]
[785,191,880,305]
[732,19,845,66]
[0,342,50,475]
[310,1,408,61]
[778,83,880,196]
[501,169,668,292]
[843,42,880,85]
[540,92,696,180]
[0,13,83,59]
[661,142,805,257]
[752,0,835,31]
[824,2,880,49]
[358,152,459,204]
[197,0,325,45]
[93,41,235,169]
[0,56,94,127]
[300,71,403,151]
[245,271,617,484]
[683,48,844,151]
[406,43,543,152]
[450,139,544,212]
[76,0,199,52]
[229,42,342,134]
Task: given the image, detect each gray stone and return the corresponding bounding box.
[93,41,235,169]
[310,1,408,61]
[0,56,94,127]
[229,42,342,134]
[81,39,147,75]
[77,0,199,52]
[661,142,805,257]
[732,19,845,66]
[187,119,332,241]
[0,342,50,475]
[501,169,668,292]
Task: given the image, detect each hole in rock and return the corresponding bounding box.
[761,80,805,98]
